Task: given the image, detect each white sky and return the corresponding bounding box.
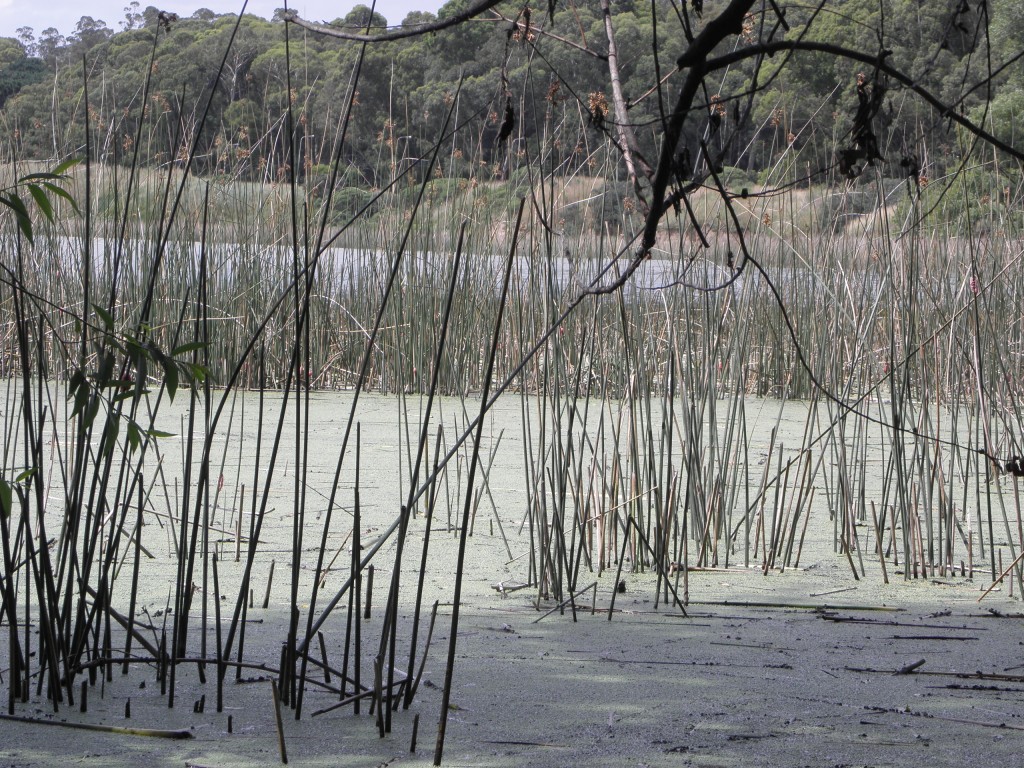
[0,0,441,41]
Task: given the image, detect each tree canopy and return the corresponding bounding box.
[1,0,1020,225]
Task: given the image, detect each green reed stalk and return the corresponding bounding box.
[434,199,524,766]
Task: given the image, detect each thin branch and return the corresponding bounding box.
[283,0,505,43]
[492,10,606,59]
[641,0,757,257]
[600,0,654,198]
[700,40,1024,163]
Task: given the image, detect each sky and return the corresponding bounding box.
[0,0,442,41]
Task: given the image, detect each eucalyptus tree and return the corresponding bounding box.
[288,0,1022,240]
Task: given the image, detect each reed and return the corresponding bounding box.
[1,9,1024,765]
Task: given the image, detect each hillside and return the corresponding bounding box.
[1,0,1021,190]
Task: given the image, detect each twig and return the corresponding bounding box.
[270,680,288,764]
[977,546,1024,602]
[0,712,192,739]
[533,582,598,623]
[894,659,926,675]
[865,704,1024,731]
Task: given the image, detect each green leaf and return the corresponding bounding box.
[19,172,61,182]
[0,192,33,242]
[104,336,127,357]
[68,369,86,396]
[96,350,115,385]
[170,341,208,357]
[111,388,136,403]
[146,429,175,439]
[70,377,91,420]
[51,158,80,176]
[123,336,148,366]
[84,395,101,429]
[1,192,29,216]
[0,479,11,518]
[26,184,54,222]
[103,416,120,458]
[93,303,115,332]
[126,421,141,453]
[164,359,179,401]
[14,468,37,483]
[187,362,209,383]
[20,159,78,183]
[41,182,80,213]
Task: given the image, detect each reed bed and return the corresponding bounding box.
[1,19,1024,765]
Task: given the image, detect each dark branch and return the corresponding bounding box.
[700,40,1024,163]
[282,0,505,43]
[643,0,757,254]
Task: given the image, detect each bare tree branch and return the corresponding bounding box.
[642,0,757,255]
[490,9,607,59]
[701,40,1024,164]
[282,0,506,43]
[600,0,653,201]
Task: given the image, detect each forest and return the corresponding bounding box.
[2,0,1022,207]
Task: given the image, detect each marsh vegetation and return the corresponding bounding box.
[1,0,1024,764]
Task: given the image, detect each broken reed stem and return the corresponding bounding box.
[353,425,362,714]
[364,565,374,620]
[977,546,1024,602]
[407,600,440,706]
[263,560,275,610]
[213,553,223,713]
[271,679,288,764]
[434,199,524,767]
[235,488,243,563]
[871,501,889,584]
[318,632,331,684]
[0,712,192,739]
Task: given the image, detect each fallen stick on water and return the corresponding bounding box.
[491,580,533,595]
[689,599,902,612]
[533,582,598,623]
[848,666,1024,684]
[864,704,1024,731]
[809,586,858,598]
[0,712,192,739]
[894,658,926,675]
[977,547,1024,602]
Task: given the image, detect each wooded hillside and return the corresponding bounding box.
[2,0,1021,193]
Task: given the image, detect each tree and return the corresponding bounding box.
[15,27,36,57]
[121,2,145,31]
[0,37,26,70]
[0,40,46,108]
[342,4,389,29]
[401,10,437,26]
[69,16,114,57]
[36,27,66,68]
